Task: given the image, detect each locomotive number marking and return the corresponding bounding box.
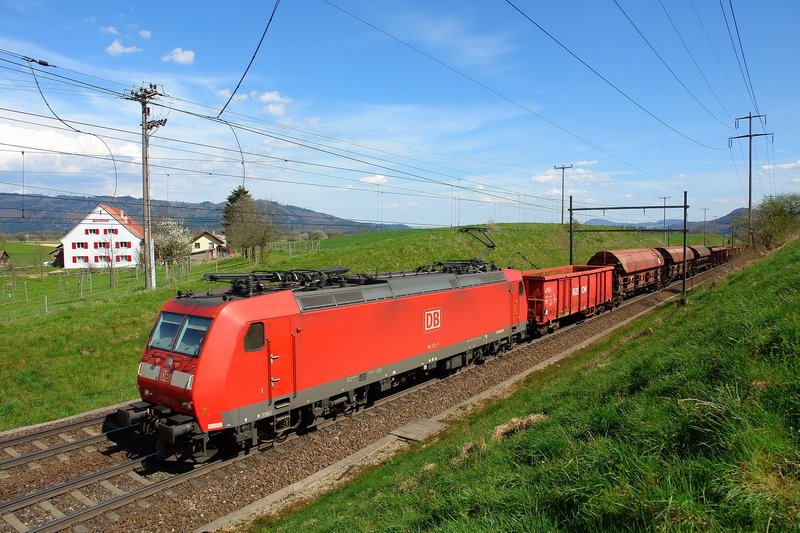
[158,368,172,382]
[424,308,442,332]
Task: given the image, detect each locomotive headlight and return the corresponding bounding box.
[143,388,152,397]
[181,400,193,410]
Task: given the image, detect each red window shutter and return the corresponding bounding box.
[72,257,76,263]
[72,242,76,249]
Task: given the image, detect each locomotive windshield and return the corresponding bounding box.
[149,312,212,357]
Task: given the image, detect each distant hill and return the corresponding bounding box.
[584,208,747,237]
[0,193,408,237]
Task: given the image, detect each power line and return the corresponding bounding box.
[322,0,685,191]
[504,0,726,151]
[613,0,731,127]
[657,0,735,122]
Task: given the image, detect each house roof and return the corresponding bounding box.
[191,230,225,245]
[99,204,144,239]
[0,249,8,258]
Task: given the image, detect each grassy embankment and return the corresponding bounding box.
[255,239,799,531]
[0,224,718,430]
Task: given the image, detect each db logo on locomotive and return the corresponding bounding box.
[424,308,442,332]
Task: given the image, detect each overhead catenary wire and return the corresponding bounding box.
[217,0,282,118]
[24,56,122,198]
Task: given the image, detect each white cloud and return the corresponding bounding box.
[713,198,732,204]
[100,26,119,35]
[763,160,800,171]
[574,160,598,166]
[217,88,248,103]
[138,30,152,39]
[105,39,141,56]
[161,48,195,64]
[258,91,293,116]
[405,13,514,66]
[360,174,389,185]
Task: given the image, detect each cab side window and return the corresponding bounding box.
[244,322,265,352]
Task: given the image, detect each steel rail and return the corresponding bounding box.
[0,414,108,449]
[27,452,252,533]
[0,454,155,515]
[0,425,134,470]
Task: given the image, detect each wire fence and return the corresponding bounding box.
[0,255,248,322]
[267,239,321,257]
[0,240,323,322]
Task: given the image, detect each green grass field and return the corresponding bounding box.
[0,241,55,266]
[0,224,723,431]
[254,238,798,531]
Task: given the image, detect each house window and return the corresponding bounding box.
[194,242,201,249]
[75,242,88,249]
[103,228,119,235]
[85,228,99,235]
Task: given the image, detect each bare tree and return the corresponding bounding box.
[224,191,273,262]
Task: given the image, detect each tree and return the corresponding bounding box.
[152,217,192,264]
[753,193,800,250]
[222,187,273,261]
[222,185,252,236]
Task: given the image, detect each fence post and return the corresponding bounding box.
[24,281,29,304]
[45,295,48,314]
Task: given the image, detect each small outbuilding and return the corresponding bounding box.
[0,249,9,266]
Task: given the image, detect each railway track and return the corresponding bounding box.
[0,263,737,532]
[0,422,136,472]
[0,369,445,532]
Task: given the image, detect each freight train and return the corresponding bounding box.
[116,243,740,461]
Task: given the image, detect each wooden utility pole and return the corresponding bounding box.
[127,84,166,290]
[729,113,771,247]
[555,164,572,225]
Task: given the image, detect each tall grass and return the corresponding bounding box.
[256,238,799,531]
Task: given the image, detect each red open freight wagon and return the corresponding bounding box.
[521,264,614,333]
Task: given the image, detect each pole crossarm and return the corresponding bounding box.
[568,192,690,300]
[570,228,679,233]
[570,204,688,211]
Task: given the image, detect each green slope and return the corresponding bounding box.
[256,240,799,531]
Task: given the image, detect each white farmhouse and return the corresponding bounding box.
[61,204,144,269]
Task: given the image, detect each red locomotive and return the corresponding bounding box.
[118,242,740,461]
[120,261,528,460]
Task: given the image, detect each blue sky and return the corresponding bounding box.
[0,0,797,229]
